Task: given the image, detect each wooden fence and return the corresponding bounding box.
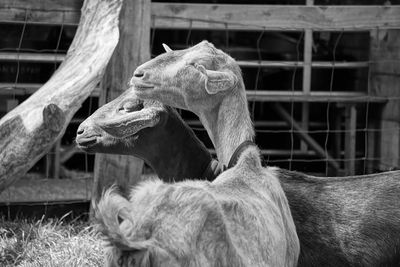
[0,0,399,203]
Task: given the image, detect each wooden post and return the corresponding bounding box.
[92,0,151,205]
[344,104,357,175]
[301,0,313,153]
[370,29,400,171]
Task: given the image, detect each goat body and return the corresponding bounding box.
[97,147,298,267]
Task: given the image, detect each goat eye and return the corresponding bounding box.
[119,101,143,113]
[122,102,135,112]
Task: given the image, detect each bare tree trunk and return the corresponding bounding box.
[0,0,123,193]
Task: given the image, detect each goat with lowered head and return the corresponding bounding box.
[76,89,221,182]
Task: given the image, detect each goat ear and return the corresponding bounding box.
[195,64,237,94]
[162,43,173,53]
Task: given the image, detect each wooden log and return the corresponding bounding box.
[0,0,123,193]
[92,0,151,204]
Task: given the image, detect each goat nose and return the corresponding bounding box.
[133,69,145,78]
[76,126,85,135]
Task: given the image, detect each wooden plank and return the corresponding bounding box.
[301,0,313,152]
[11,57,352,68]
[186,119,326,128]
[2,2,400,30]
[0,52,65,62]
[237,60,369,68]
[92,0,151,204]
[0,0,83,11]
[0,85,387,103]
[246,90,388,103]
[344,105,357,175]
[151,4,400,31]
[0,83,100,96]
[0,0,82,25]
[0,9,81,25]
[369,29,400,170]
[208,148,317,157]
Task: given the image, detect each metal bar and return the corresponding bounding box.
[273,103,340,170]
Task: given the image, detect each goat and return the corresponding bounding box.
[76,90,221,181]
[128,40,300,266]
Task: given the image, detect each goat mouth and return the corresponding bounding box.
[76,136,98,149]
[130,78,155,91]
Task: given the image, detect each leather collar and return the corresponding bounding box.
[227,140,258,169]
[202,140,258,179]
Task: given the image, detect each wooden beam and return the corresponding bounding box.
[0,0,82,25]
[2,2,400,31]
[186,119,326,128]
[369,29,400,170]
[0,83,100,96]
[237,60,369,68]
[0,0,123,193]
[344,104,357,175]
[0,53,65,62]
[92,0,151,205]
[0,52,369,66]
[246,90,388,103]
[0,0,83,11]
[301,0,313,152]
[151,4,400,31]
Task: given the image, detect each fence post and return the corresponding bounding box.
[92,0,151,206]
[369,29,400,171]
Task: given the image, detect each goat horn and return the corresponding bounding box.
[162,43,173,53]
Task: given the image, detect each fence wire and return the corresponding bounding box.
[0,3,400,212]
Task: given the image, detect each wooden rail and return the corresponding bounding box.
[0,53,370,68]
[1,2,400,31]
[246,91,388,103]
[237,60,369,68]
[151,4,400,31]
[0,83,100,96]
[0,53,65,62]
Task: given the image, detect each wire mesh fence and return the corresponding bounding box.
[0,1,399,213]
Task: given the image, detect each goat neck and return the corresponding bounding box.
[198,83,254,167]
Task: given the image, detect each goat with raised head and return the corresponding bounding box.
[126,40,300,266]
